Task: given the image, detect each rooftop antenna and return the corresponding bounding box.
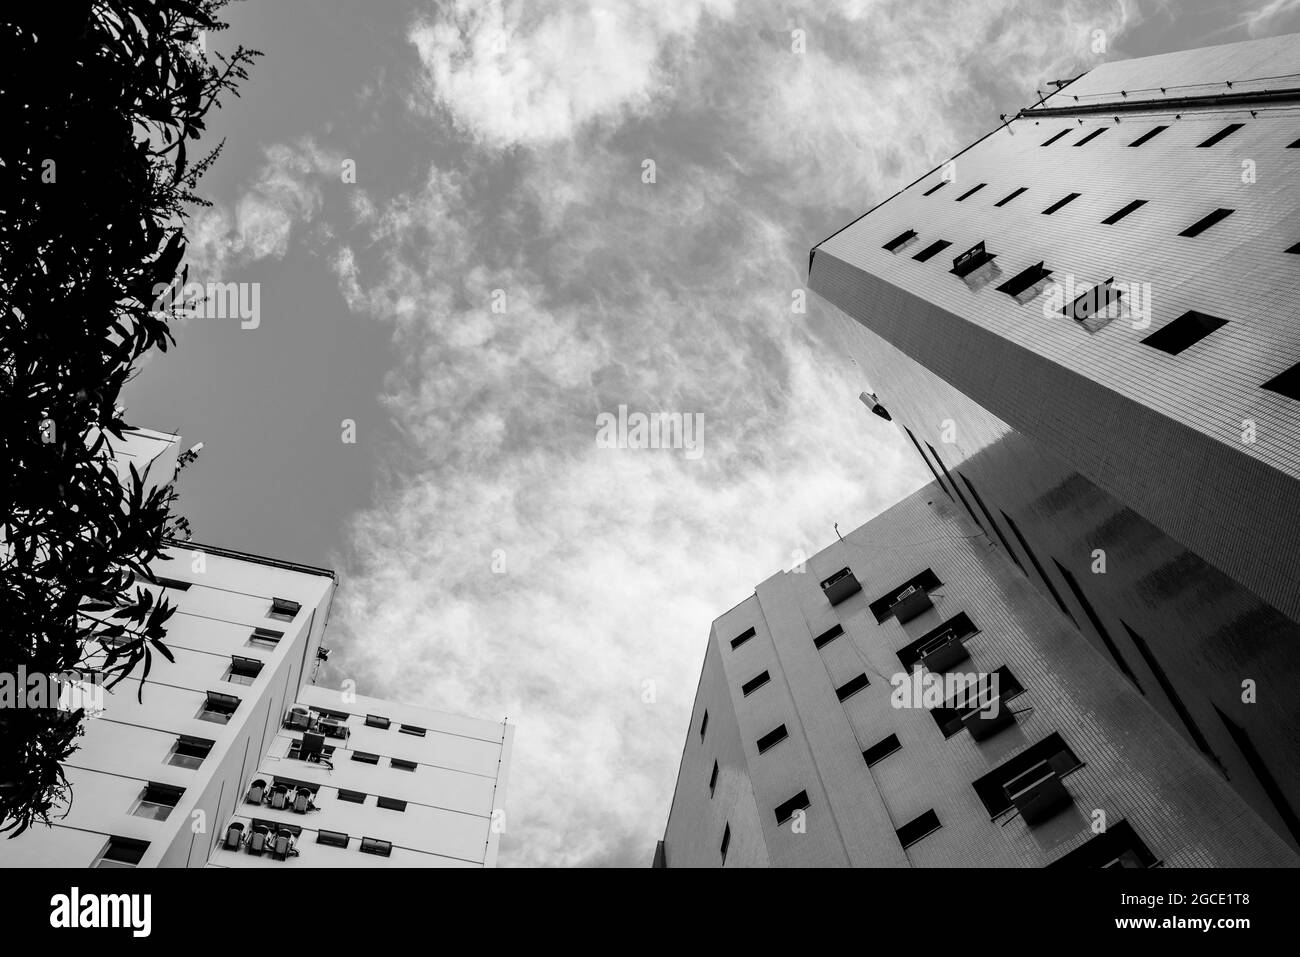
[834,523,844,542]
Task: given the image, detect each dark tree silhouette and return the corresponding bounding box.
[0,1,258,836]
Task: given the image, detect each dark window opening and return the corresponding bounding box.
[994,187,1027,207]
[923,181,948,196]
[730,627,756,650]
[884,229,919,252]
[897,613,979,671]
[317,830,349,848]
[338,790,366,803]
[359,837,392,857]
[97,836,149,868]
[199,691,240,724]
[268,597,301,621]
[1197,123,1243,148]
[897,809,941,848]
[720,823,731,863]
[930,666,1024,738]
[1101,199,1147,225]
[1261,361,1300,401]
[1041,130,1070,146]
[820,567,862,605]
[399,725,426,737]
[955,183,986,201]
[835,673,870,702]
[1048,820,1158,868]
[700,710,709,739]
[1179,208,1234,238]
[814,624,843,649]
[391,758,417,772]
[996,261,1053,300]
[1074,128,1107,146]
[1062,277,1123,326]
[869,568,942,624]
[1141,310,1227,354]
[913,240,952,262]
[863,734,901,767]
[741,671,771,697]
[167,735,214,769]
[226,655,263,686]
[1042,193,1080,215]
[152,576,191,591]
[1053,559,1142,691]
[774,790,810,825]
[1000,510,1076,625]
[1287,241,1300,254]
[971,732,1080,817]
[365,714,391,730]
[756,724,789,754]
[1127,126,1167,147]
[709,761,719,797]
[248,627,283,648]
[350,751,380,765]
[377,796,407,812]
[950,241,996,278]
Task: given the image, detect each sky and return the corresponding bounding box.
[123,0,1300,866]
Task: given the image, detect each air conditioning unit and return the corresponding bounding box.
[820,567,862,606]
[1005,758,1073,825]
[917,630,968,672]
[891,584,933,623]
[284,706,312,731]
[319,716,348,739]
[960,695,1016,741]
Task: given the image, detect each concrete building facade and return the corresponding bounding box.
[657,485,1298,867]
[805,33,1300,854]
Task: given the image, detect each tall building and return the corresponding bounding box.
[655,484,1298,867]
[2,437,514,868]
[806,33,1300,852]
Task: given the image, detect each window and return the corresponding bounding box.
[1041,129,1070,146]
[350,751,380,765]
[1261,361,1300,401]
[922,181,948,196]
[399,724,426,737]
[707,761,720,798]
[883,229,919,252]
[863,734,901,767]
[338,789,366,804]
[268,597,301,621]
[994,187,1027,207]
[912,239,952,262]
[391,758,417,772]
[1127,125,1167,146]
[1290,137,1300,149]
[1074,128,1107,146]
[1053,559,1142,691]
[1197,123,1243,147]
[996,261,1052,301]
[1042,192,1080,215]
[971,732,1080,817]
[94,836,149,868]
[730,627,756,650]
[868,569,942,623]
[929,667,1025,738]
[132,782,184,821]
[1001,510,1076,624]
[1062,276,1123,329]
[720,823,731,863]
[1048,820,1158,868]
[247,627,282,649]
[1178,208,1234,238]
[198,691,239,724]
[1101,199,1147,225]
[152,576,191,591]
[1287,241,1300,254]
[741,671,771,697]
[225,655,263,686]
[896,809,941,848]
[774,790,810,825]
[700,711,709,740]
[365,714,391,730]
[359,837,393,857]
[316,830,349,849]
[167,735,214,769]
[756,724,789,754]
[955,183,986,201]
[813,624,843,650]
[950,240,995,277]
[896,613,979,671]
[835,673,870,702]
[819,567,862,605]
[1140,310,1227,355]
[377,796,408,812]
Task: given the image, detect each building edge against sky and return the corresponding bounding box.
[0,431,513,868]
[801,32,1300,856]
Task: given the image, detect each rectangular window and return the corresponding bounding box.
[1178,208,1234,238]
[868,568,942,623]
[167,735,214,769]
[377,796,408,812]
[741,671,771,697]
[922,181,948,196]
[971,732,1080,817]
[819,567,862,605]
[709,761,719,797]
[897,612,979,671]
[350,751,380,765]
[912,239,952,262]
[225,655,263,686]
[391,758,417,772]
[1140,310,1227,354]
[896,809,941,848]
[883,229,919,252]
[1287,241,1300,254]
[1262,361,1300,401]
[955,183,986,201]
[774,790,810,825]
[863,733,901,767]
[365,714,391,729]
[1062,277,1123,327]
[700,710,709,739]
[1101,199,1147,225]
[94,836,149,868]
[730,627,756,650]
[316,830,349,849]
[1074,128,1107,146]
[1053,559,1142,691]
[756,724,789,754]
[1042,192,1080,215]
[399,724,426,737]
[1048,820,1158,868]
[950,240,995,277]
[247,627,283,649]
[996,261,1052,300]
[286,738,335,763]
[1000,510,1076,625]
[720,823,731,863]
[359,837,393,857]
[132,782,184,821]
[994,187,1027,207]
[1197,123,1243,147]
[338,790,366,804]
[1289,137,1300,148]
[1041,129,1070,146]
[198,691,239,724]
[268,597,301,621]
[1127,125,1167,147]
[835,673,870,702]
[813,624,843,650]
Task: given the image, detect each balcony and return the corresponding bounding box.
[889,584,933,623]
[1004,759,1073,825]
[916,629,968,672]
[820,567,862,606]
[960,695,1016,741]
